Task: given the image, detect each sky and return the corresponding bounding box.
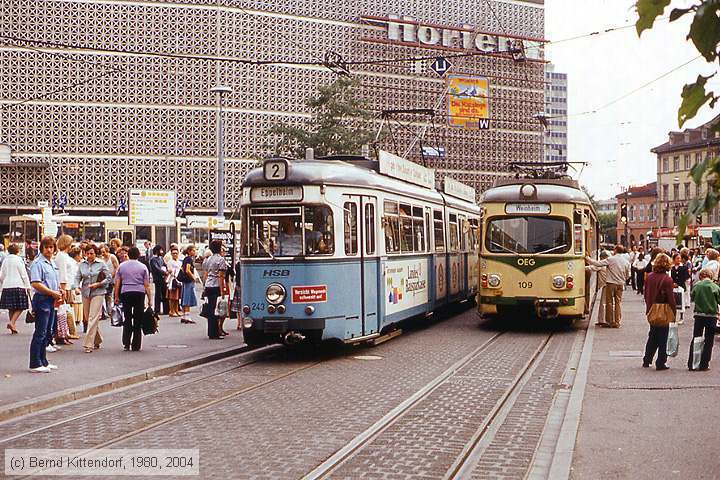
[544,0,718,200]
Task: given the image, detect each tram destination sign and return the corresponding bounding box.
[505,203,551,215]
[443,177,475,203]
[250,186,303,203]
[378,150,435,189]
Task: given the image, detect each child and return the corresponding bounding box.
[688,268,720,371]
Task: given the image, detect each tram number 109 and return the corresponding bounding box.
[518,281,533,289]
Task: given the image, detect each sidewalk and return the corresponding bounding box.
[0,306,245,420]
[572,288,720,479]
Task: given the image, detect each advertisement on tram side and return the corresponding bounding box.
[385,259,429,315]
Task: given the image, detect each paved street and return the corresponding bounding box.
[1,292,718,479]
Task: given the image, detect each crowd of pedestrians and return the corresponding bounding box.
[587,244,719,373]
[0,236,240,374]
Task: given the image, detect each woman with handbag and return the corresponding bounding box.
[643,253,676,370]
[165,246,182,317]
[0,244,32,334]
[179,245,198,324]
[74,244,111,353]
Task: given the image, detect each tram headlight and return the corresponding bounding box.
[242,317,253,328]
[487,274,501,288]
[552,276,566,289]
[265,283,286,305]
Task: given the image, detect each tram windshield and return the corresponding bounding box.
[247,205,334,257]
[486,216,570,254]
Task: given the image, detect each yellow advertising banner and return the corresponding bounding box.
[447,75,490,130]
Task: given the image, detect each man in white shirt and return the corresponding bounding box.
[586,245,632,328]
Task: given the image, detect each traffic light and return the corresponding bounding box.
[620,202,628,224]
[696,215,703,225]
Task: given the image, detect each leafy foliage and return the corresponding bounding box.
[267,76,374,158]
[635,0,720,241]
[598,212,618,244]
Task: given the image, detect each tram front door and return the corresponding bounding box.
[344,195,379,336]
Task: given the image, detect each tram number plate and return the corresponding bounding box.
[518,281,533,289]
[263,160,287,181]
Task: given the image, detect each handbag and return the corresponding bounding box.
[646,284,675,327]
[177,268,190,283]
[199,297,211,318]
[141,306,158,335]
[111,304,124,327]
[666,322,679,357]
[55,304,70,339]
[25,310,35,324]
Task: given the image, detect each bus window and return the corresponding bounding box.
[61,222,82,242]
[344,202,358,256]
[365,203,375,255]
[449,213,459,252]
[383,200,400,254]
[10,220,25,244]
[25,221,39,243]
[412,206,424,252]
[304,205,334,255]
[399,203,413,252]
[433,210,445,252]
[84,222,104,242]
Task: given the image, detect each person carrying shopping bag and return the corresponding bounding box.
[74,244,110,353]
[688,268,720,371]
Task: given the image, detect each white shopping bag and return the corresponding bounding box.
[691,336,705,370]
[666,322,679,357]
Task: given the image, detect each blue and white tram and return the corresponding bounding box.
[238,154,480,346]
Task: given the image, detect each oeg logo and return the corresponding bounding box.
[517,258,535,266]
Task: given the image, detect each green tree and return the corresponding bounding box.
[635,1,720,240]
[598,212,618,244]
[267,76,374,158]
[582,186,599,211]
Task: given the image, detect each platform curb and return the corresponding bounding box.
[0,344,249,423]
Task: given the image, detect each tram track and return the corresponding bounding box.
[303,331,556,480]
[0,344,283,445]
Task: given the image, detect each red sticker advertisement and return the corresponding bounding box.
[291,285,327,303]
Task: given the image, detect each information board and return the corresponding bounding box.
[128,190,176,226]
[209,224,237,271]
[378,150,435,189]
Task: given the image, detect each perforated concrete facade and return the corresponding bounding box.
[0,0,545,214]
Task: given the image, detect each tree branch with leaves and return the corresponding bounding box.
[635,0,720,241]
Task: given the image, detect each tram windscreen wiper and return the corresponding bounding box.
[259,239,275,260]
[490,241,519,255]
[535,244,567,255]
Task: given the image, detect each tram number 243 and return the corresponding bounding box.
[518,281,533,289]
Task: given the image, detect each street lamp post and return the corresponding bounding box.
[210,85,232,218]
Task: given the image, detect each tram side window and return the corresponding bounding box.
[449,213,459,252]
[304,205,334,255]
[425,209,431,253]
[365,204,375,255]
[470,219,480,250]
[459,215,467,251]
[399,203,413,252]
[10,221,25,244]
[412,206,424,252]
[344,202,358,256]
[433,210,445,252]
[383,201,400,254]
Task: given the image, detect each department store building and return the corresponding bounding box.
[0,0,546,228]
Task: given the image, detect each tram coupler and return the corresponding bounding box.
[535,299,560,319]
[283,331,306,345]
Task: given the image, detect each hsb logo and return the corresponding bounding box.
[517,258,535,266]
[263,269,290,277]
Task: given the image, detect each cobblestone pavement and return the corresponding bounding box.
[467,331,577,480]
[2,308,582,479]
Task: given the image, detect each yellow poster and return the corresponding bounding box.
[447,75,490,130]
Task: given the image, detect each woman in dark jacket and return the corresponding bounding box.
[643,253,676,370]
[149,245,168,315]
